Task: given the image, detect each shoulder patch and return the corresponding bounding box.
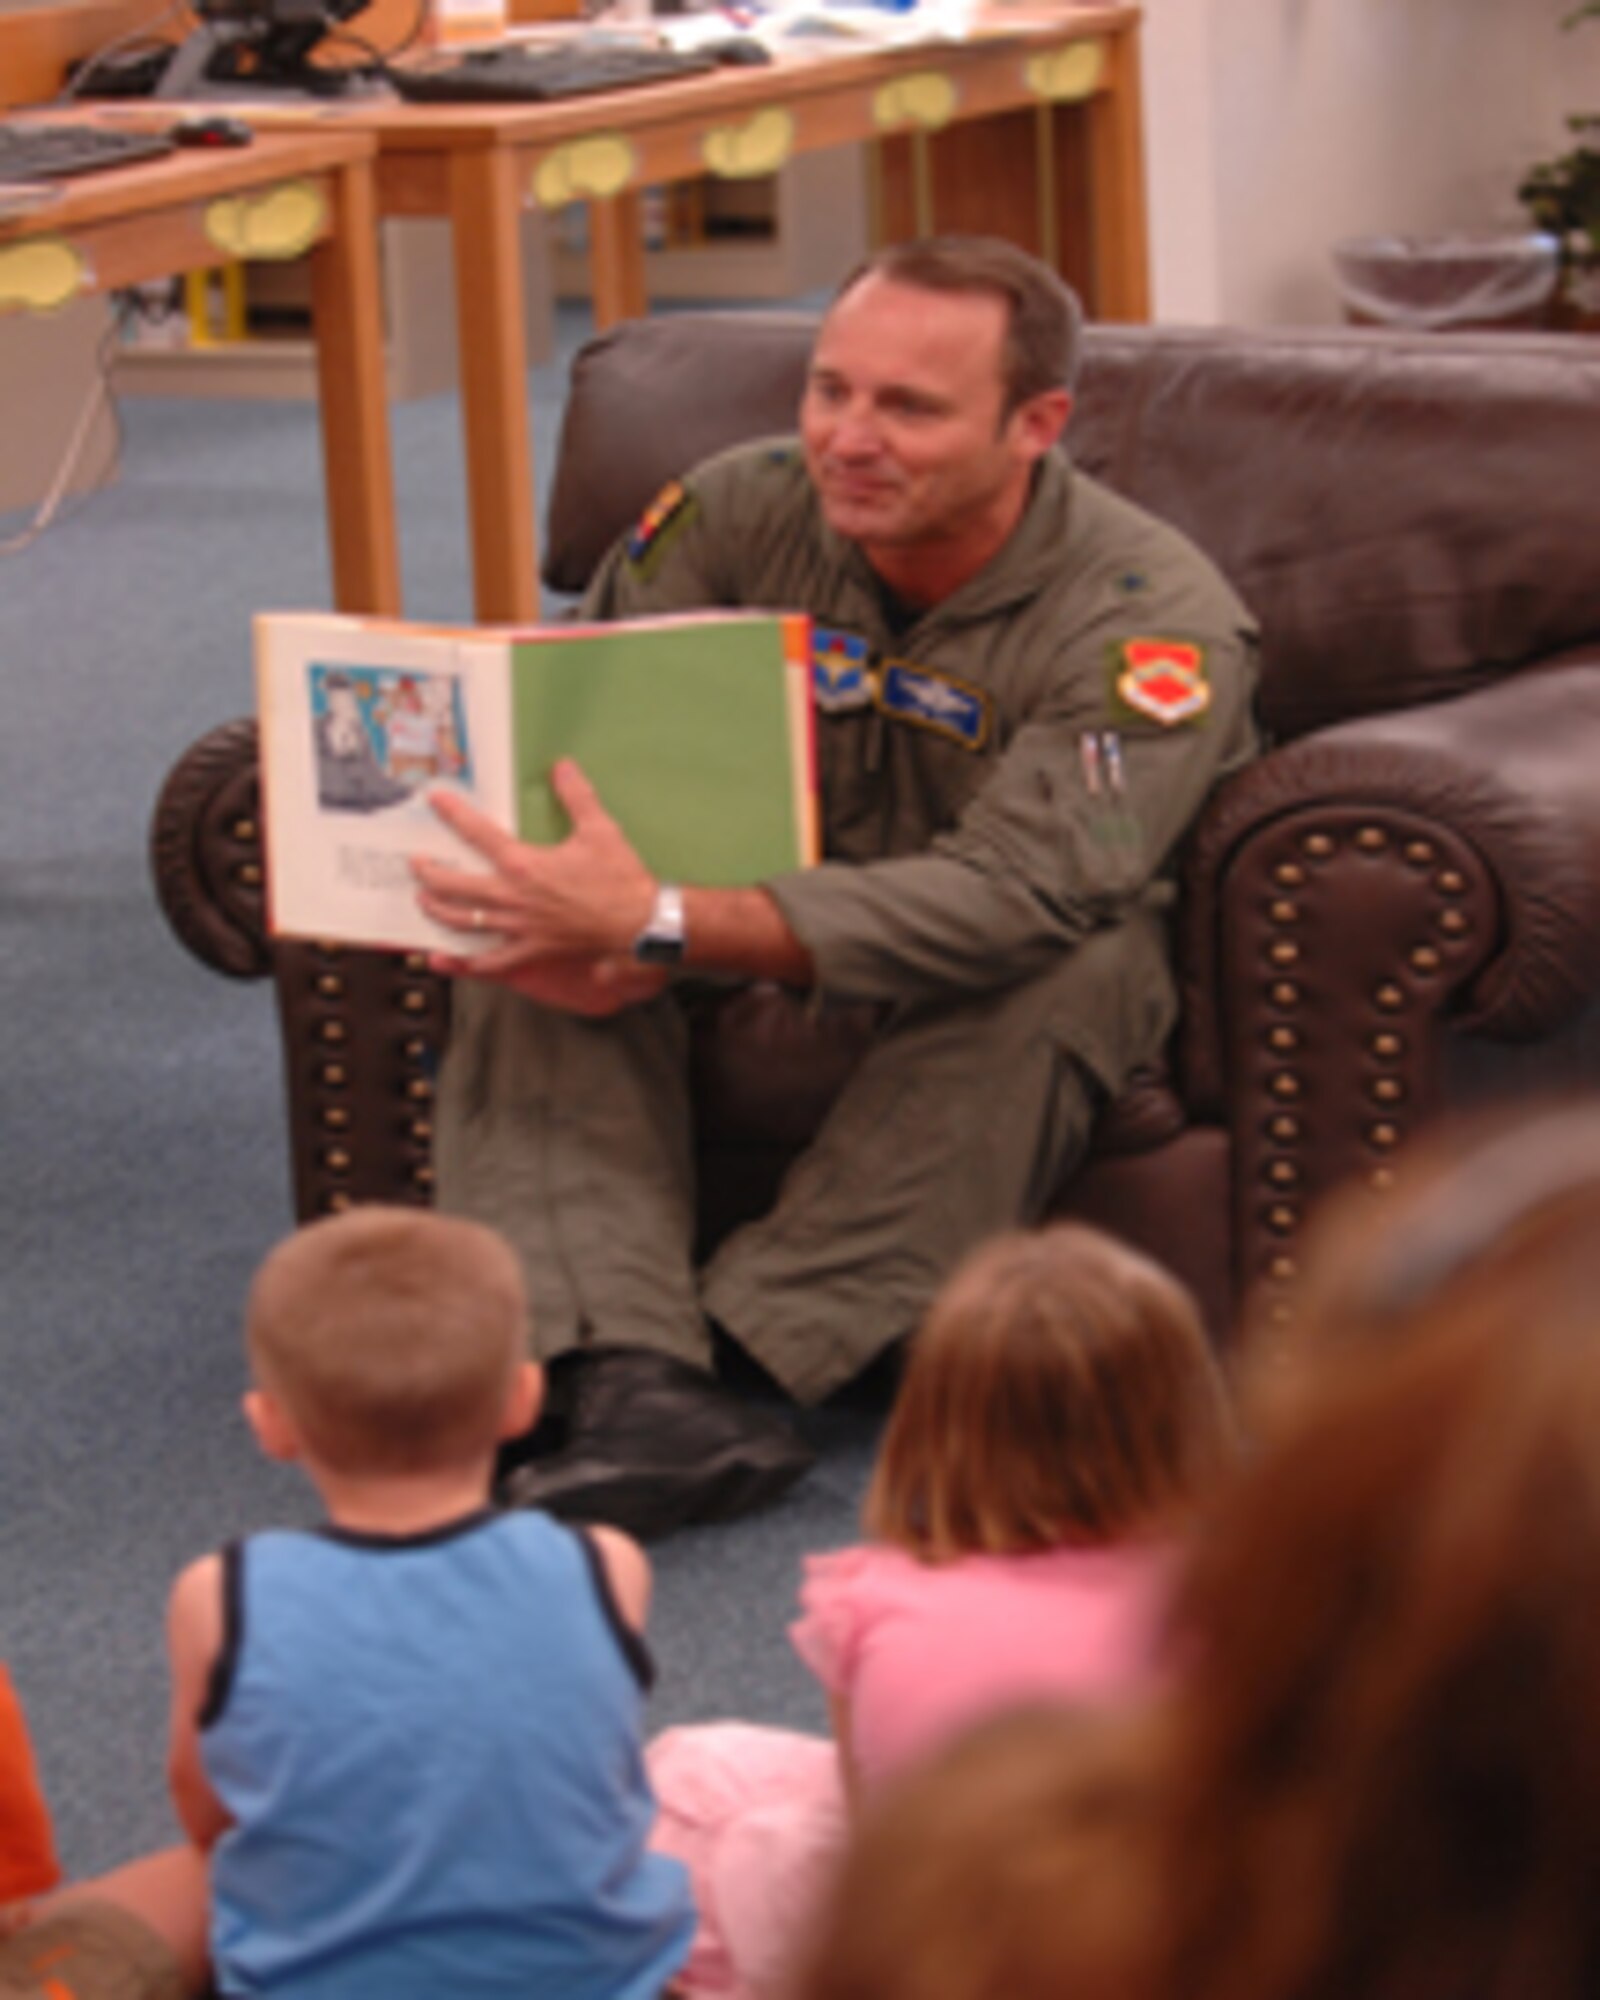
[1111,638,1211,727]
[876,660,990,750]
[626,479,696,569]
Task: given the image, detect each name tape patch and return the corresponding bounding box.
[877,661,989,749]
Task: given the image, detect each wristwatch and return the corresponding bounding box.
[632,882,687,966]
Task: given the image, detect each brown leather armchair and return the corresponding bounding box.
[151,315,1600,1343]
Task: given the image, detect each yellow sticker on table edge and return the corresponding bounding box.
[701,107,794,179]
[532,135,637,208]
[872,71,958,132]
[0,236,86,313]
[204,181,325,261]
[1025,40,1106,103]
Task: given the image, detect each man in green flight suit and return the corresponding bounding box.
[412,236,1261,1539]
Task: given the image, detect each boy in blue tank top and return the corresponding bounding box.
[163,1206,694,2000]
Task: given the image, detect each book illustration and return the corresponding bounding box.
[310,664,472,813]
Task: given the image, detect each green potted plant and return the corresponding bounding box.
[1519,3,1600,328]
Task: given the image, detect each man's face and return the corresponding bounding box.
[800,273,1065,565]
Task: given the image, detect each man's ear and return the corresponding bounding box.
[244,1388,301,1463]
[1010,387,1073,461]
[499,1360,543,1442]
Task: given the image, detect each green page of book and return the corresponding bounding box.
[509,617,806,885]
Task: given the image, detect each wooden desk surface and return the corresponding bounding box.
[0,121,400,612]
[0,120,378,238]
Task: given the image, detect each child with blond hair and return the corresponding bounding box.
[649,1221,1232,1998]
[165,1205,693,2000]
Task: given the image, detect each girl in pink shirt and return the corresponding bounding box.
[649,1221,1235,1997]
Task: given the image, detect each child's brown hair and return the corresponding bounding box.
[865,1223,1232,1560]
[246,1205,528,1476]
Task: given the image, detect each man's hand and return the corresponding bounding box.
[412,761,663,1014]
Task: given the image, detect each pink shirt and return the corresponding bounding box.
[789,1540,1172,1791]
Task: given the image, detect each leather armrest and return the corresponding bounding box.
[149,718,271,979]
[1177,658,1600,1311]
[150,718,449,1221]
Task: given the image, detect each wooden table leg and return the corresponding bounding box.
[449,142,540,622]
[308,156,402,614]
[588,188,647,329]
[1082,20,1151,322]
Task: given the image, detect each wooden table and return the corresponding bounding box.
[358,5,1148,620]
[0,123,400,612]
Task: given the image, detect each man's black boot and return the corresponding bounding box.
[495,1347,816,1540]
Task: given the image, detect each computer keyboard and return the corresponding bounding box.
[0,121,175,183]
[389,41,717,105]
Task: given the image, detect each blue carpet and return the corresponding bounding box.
[0,303,876,1876]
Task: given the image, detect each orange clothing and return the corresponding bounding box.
[0,1664,61,1903]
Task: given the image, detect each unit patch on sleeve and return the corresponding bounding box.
[876,661,990,749]
[812,627,875,713]
[626,480,696,571]
[1111,638,1211,726]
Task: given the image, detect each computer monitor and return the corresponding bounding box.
[155,0,375,99]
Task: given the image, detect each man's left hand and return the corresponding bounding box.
[412,761,661,1011]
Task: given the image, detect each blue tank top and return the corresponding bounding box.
[201,1509,693,1999]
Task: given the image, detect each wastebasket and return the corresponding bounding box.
[1332,233,1560,331]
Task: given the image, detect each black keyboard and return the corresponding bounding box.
[0,121,175,183]
[389,41,717,105]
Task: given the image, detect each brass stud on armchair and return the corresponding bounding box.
[1302,833,1337,859]
[1354,826,1388,852]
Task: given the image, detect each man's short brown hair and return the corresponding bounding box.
[246,1206,528,1476]
[836,235,1084,412]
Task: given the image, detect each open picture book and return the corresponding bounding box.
[255,608,818,954]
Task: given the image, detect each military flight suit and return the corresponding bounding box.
[437,441,1260,1402]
